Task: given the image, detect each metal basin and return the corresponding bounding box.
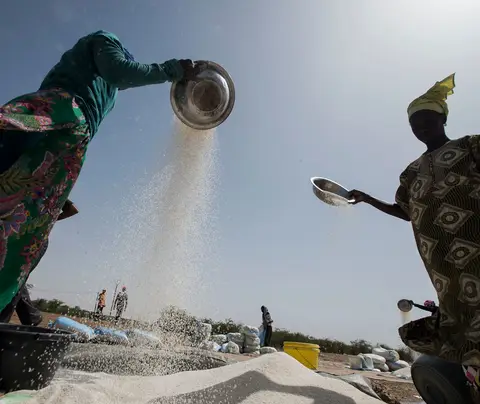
[310,177,354,206]
[397,299,414,312]
[170,60,235,130]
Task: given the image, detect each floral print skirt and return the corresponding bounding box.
[0,88,90,311]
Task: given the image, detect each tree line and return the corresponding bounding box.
[32,298,91,318]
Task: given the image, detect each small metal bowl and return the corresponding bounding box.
[397,299,414,313]
[311,177,354,206]
[170,60,235,130]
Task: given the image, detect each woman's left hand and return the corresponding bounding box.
[348,189,371,204]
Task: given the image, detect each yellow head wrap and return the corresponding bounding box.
[407,73,456,119]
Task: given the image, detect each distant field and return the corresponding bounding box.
[11,311,59,327]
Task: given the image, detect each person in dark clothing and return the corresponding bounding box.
[0,284,42,326]
[114,286,128,321]
[261,305,273,347]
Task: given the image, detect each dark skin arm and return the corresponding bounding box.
[348,190,410,221]
[57,199,79,221]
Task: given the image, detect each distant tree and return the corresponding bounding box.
[204,318,238,335]
[47,299,64,313]
[32,298,47,311]
[349,339,373,355]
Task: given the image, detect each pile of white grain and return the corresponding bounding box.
[26,353,381,404]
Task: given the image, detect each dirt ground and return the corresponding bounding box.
[317,352,421,404]
[10,313,421,403]
[10,311,58,327]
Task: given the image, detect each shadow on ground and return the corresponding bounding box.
[149,370,359,404]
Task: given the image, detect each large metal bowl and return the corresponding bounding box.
[311,177,354,206]
[170,60,235,130]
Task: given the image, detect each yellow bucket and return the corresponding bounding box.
[283,341,320,370]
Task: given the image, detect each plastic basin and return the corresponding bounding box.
[0,323,73,392]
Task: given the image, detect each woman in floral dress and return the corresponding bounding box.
[0,30,197,311]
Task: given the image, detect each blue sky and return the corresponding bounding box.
[2,0,480,346]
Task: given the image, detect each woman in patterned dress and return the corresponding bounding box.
[0,30,197,312]
[348,74,480,392]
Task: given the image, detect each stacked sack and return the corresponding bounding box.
[199,340,221,352]
[362,353,389,372]
[372,347,410,372]
[240,325,261,354]
[226,332,245,353]
[220,341,241,354]
[350,348,411,372]
[202,333,236,353]
[211,334,228,345]
[388,359,410,371]
[349,354,374,371]
[260,347,277,355]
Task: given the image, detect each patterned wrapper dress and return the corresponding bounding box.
[0,88,90,311]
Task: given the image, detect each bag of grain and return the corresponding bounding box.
[387,360,410,371]
[211,334,228,345]
[351,354,374,370]
[372,347,400,362]
[227,332,245,346]
[221,341,240,354]
[376,363,390,372]
[199,340,221,352]
[392,367,412,380]
[260,347,277,355]
[243,344,260,354]
[240,325,259,337]
[364,353,386,367]
[244,335,261,346]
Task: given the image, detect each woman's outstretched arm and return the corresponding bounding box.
[92,32,193,89]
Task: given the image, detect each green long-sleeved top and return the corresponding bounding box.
[39,30,183,136]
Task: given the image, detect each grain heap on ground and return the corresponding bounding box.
[28,353,382,403]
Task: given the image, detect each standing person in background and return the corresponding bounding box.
[261,305,273,347]
[0,29,198,312]
[114,286,128,321]
[96,289,107,315]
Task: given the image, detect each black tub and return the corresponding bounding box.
[411,355,473,404]
[0,323,74,392]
